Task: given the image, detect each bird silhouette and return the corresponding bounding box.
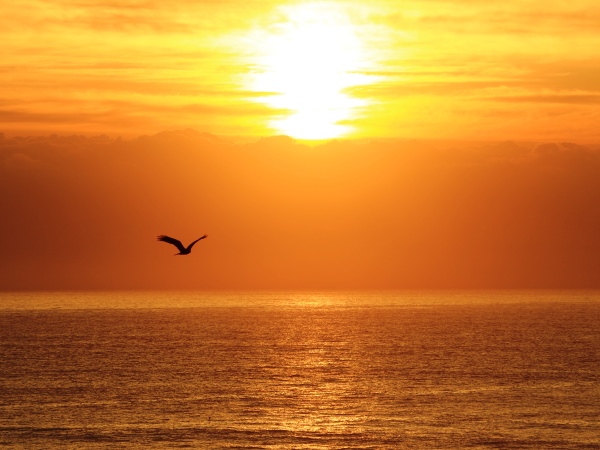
[157,234,207,255]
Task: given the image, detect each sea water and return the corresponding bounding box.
[1,291,599,449]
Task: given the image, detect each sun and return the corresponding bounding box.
[248,3,369,140]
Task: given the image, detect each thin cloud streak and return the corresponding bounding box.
[491,94,600,104]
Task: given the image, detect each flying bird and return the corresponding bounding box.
[157,234,208,255]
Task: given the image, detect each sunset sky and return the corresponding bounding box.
[2,0,600,290]
[3,0,600,140]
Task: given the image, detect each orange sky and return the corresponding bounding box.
[2,131,600,290]
[2,1,600,290]
[2,0,600,141]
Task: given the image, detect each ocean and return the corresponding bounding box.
[1,291,599,449]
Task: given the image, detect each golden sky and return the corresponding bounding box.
[2,0,600,140]
[3,1,600,291]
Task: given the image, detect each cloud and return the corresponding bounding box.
[1,0,271,35]
[3,0,600,139]
[492,94,600,104]
[2,130,600,290]
[2,152,42,170]
[0,98,286,137]
[375,1,600,36]
[0,109,112,124]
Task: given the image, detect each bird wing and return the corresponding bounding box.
[157,235,186,253]
[187,234,208,251]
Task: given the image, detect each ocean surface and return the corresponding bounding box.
[1,291,599,449]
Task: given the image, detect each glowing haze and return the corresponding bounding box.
[2,132,600,290]
[2,0,600,140]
